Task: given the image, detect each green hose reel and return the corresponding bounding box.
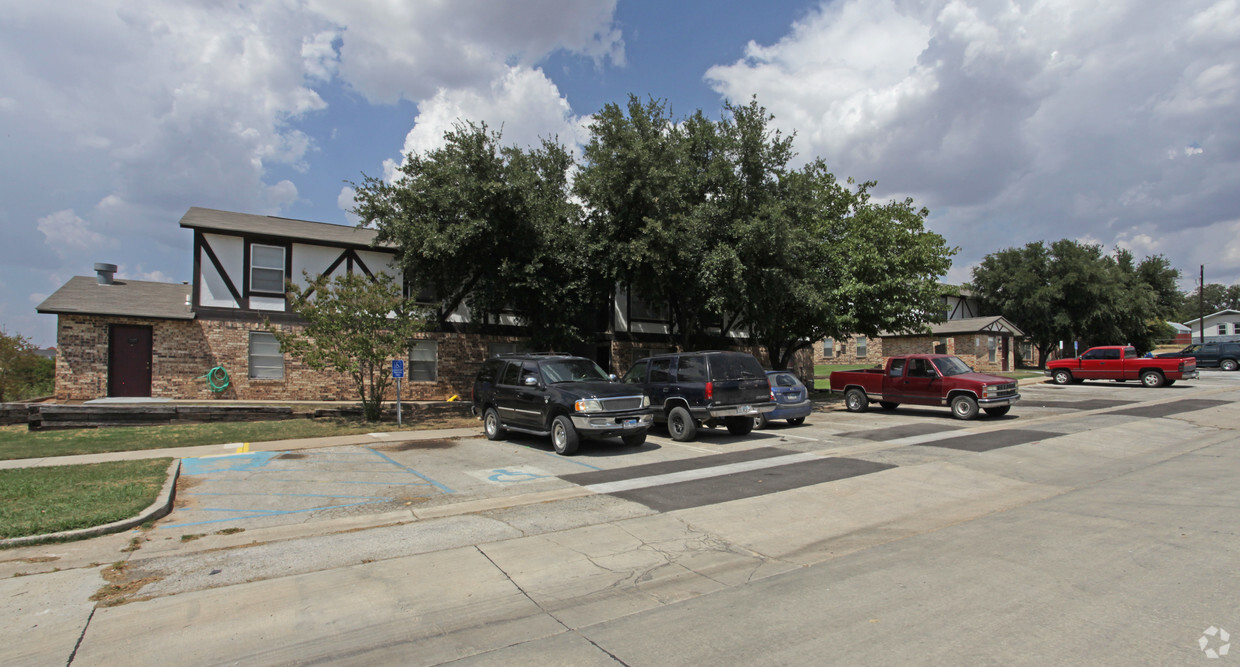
[198,366,231,392]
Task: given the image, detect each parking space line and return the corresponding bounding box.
[584,452,822,494]
[541,451,603,470]
[365,447,455,493]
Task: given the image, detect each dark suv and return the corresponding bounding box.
[1157,342,1240,371]
[471,353,654,455]
[623,351,775,441]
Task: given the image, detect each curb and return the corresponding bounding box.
[0,459,181,549]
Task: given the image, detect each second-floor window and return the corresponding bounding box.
[250,244,286,294]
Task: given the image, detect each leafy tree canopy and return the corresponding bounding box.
[269,272,425,422]
[1175,282,1240,322]
[971,240,1176,362]
[350,121,596,350]
[576,96,955,368]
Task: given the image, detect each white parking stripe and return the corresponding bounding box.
[584,451,822,494]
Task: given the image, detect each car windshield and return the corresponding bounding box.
[931,356,973,377]
[540,359,611,383]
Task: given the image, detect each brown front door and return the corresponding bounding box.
[109,325,152,397]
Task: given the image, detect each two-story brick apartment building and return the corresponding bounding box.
[38,207,805,402]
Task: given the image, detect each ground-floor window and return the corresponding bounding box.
[988,335,997,363]
[488,342,529,357]
[409,340,437,382]
[856,336,867,358]
[822,339,833,357]
[249,331,284,379]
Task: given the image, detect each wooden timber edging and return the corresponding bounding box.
[26,404,298,431]
[9,400,475,431]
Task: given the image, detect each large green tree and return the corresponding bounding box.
[971,240,1174,362]
[576,96,955,367]
[350,122,595,350]
[269,272,424,422]
[575,97,733,350]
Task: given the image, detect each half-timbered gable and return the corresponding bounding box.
[182,207,401,320]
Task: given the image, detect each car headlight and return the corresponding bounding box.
[575,399,604,413]
[642,395,650,408]
[982,385,998,398]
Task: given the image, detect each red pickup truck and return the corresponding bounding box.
[830,354,1020,420]
[1044,345,1197,387]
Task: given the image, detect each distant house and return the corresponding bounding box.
[813,288,1024,372]
[38,207,801,402]
[1168,322,1193,345]
[1182,310,1240,343]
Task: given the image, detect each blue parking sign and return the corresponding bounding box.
[391,359,405,378]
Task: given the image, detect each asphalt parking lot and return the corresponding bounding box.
[158,370,1240,536]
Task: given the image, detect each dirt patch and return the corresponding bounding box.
[377,438,458,451]
[277,452,307,459]
[91,576,164,607]
[173,475,202,509]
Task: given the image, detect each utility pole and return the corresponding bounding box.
[1199,265,1205,344]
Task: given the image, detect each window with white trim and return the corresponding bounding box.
[409,340,438,382]
[248,331,284,379]
[988,335,997,363]
[856,336,867,358]
[822,339,833,357]
[488,342,530,357]
[250,244,286,294]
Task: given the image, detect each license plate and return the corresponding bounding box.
[738,405,753,414]
[624,419,638,426]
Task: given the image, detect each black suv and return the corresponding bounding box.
[1157,342,1240,371]
[471,354,654,455]
[623,351,775,441]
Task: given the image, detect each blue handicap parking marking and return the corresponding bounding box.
[487,468,549,483]
[181,451,280,476]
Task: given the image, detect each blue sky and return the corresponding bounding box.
[3,0,1239,347]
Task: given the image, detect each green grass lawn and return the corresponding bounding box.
[0,414,479,461]
[0,458,172,539]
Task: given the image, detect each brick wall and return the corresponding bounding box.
[54,314,533,402]
[810,333,1015,373]
[811,336,885,366]
[55,313,819,402]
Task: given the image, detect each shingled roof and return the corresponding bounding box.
[882,315,1024,338]
[36,276,194,320]
[178,206,390,249]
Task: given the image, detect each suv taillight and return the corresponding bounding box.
[705,381,713,400]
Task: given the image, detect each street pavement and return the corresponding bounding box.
[3,372,1239,665]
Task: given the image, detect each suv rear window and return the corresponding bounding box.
[676,356,708,382]
[707,353,765,381]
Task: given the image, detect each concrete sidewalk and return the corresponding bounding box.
[0,426,482,470]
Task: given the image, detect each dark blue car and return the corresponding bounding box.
[754,370,812,428]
